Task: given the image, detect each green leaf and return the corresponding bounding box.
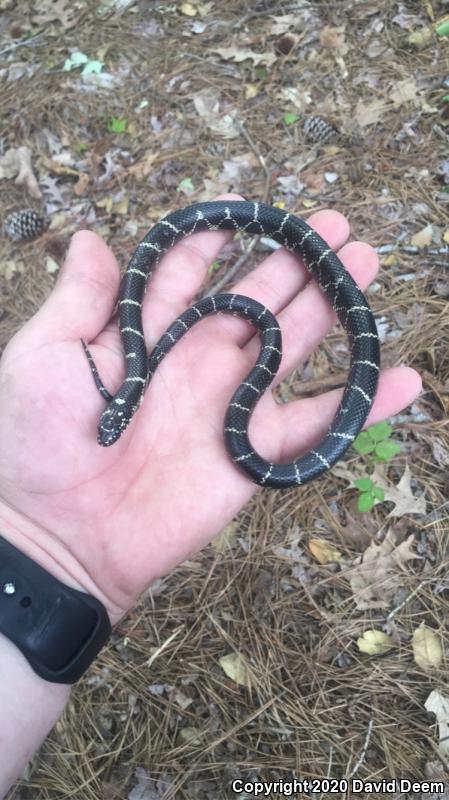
[255,66,267,80]
[353,431,375,454]
[208,260,221,274]
[71,51,89,65]
[354,477,373,492]
[107,117,128,133]
[358,492,375,513]
[436,19,449,36]
[283,112,300,126]
[372,485,385,501]
[82,60,103,75]
[366,421,392,443]
[176,177,195,193]
[442,95,449,103]
[374,440,401,461]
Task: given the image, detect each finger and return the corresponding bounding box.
[272,367,422,462]
[244,239,379,384]
[22,230,121,345]
[199,209,351,346]
[139,192,245,344]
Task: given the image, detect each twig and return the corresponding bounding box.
[205,238,257,294]
[387,579,428,622]
[289,371,348,397]
[317,745,334,800]
[0,32,46,57]
[237,120,271,201]
[348,718,373,778]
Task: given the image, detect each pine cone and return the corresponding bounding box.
[303,116,339,144]
[4,209,46,242]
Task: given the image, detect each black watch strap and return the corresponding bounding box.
[0,535,111,684]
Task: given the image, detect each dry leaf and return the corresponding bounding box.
[212,47,277,67]
[245,83,259,99]
[308,538,342,564]
[346,530,419,610]
[193,89,240,139]
[411,224,433,248]
[73,172,90,196]
[177,726,202,745]
[170,688,193,710]
[44,159,78,178]
[270,14,298,35]
[354,98,386,128]
[412,624,443,670]
[113,196,129,216]
[96,196,114,214]
[373,464,427,518]
[425,690,449,755]
[319,25,348,54]
[212,523,238,553]
[0,259,25,279]
[32,0,80,28]
[219,652,249,687]
[0,147,41,199]
[442,228,449,244]
[389,78,418,107]
[128,150,158,180]
[407,27,433,49]
[357,629,394,655]
[45,257,60,274]
[180,2,197,15]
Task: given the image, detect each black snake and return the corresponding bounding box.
[83,200,380,489]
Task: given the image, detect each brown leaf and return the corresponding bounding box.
[0,147,42,199]
[389,77,418,107]
[319,25,348,53]
[128,150,158,180]
[373,464,427,518]
[32,0,80,29]
[345,530,420,610]
[212,47,277,67]
[73,172,90,196]
[354,98,386,128]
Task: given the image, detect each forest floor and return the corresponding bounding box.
[1,1,449,798]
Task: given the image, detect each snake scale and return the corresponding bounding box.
[83,200,380,489]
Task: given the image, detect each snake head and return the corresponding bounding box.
[97,403,131,447]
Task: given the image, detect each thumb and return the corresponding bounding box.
[24,230,121,346]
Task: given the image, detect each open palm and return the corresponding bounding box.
[0,194,421,624]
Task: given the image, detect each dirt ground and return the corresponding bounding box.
[1,0,449,798]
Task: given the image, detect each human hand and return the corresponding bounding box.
[0,194,421,624]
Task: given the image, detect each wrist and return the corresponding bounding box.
[0,499,124,626]
[0,630,71,797]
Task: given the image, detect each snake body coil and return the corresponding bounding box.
[84,201,380,489]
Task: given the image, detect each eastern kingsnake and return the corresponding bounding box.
[83,200,379,489]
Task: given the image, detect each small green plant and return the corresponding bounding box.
[75,142,89,154]
[283,112,300,126]
[176,177,194,194]
[352,421,401,512]
[63,51,103,75]
[354,477,385,513]
[107,117,128,134]
[436,19,449,37]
